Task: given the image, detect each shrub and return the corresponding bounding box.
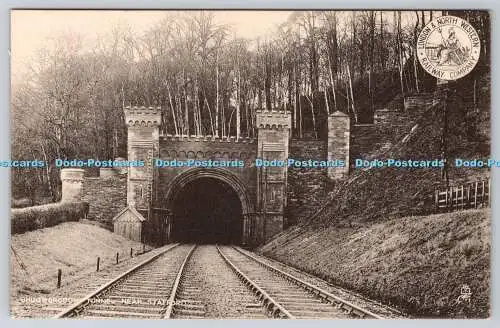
[11,202,89,234]
[11,198,33,208]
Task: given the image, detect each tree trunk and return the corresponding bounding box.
[236,68,241,139]
[293,65,298,132]
[380,11,385,70]
[369,11,375,117]
[194,77,201,135]
[204,93,215,136]
[265,51,272,111]
[298,83,303,138]
[347,64,358,123]
[40,143,54,201]
[183,69,189,136]
[351,12,357,78]
[245,89,250,137]
[397,11,405,99]
[326,16,338,112]
[305,95,317,139]
[166,83,178,135]
[414,11,420,93]
[324,87,330,115]
[216,53,220,137]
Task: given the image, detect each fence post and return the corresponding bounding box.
[57,269,62,288]
[116,252,119,265]
[488,178,491,207]
[435,189,439,209]
[130,247,133,258]
[461,185,464,210]
[453,186,456,211]
[445,187,449,208]
[481,180,485,206]
[452,186,455,210]
[450,186,455,211]
[468,184,472,208]
[474,181,478,208]
[96,257,100,272]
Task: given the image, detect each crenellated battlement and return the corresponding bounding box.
[124,105,162,127]
[160,134,256,144]
[255,109,291,129]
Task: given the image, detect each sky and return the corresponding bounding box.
[10,10,292,80]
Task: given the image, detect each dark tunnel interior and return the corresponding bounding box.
[171,177,243,245]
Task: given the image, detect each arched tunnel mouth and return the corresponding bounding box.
[171,177,243,245]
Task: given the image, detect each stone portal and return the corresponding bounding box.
[65,105,351,246]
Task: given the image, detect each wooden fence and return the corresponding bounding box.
[435,179,490,211]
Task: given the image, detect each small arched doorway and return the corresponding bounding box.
[164,168,252,245]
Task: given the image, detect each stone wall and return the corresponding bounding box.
[286,139,329,225]
[350,124,381,163]
[351,93,436,167]
[82,175,127,228]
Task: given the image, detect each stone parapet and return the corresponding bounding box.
[161,134,256,143]
[256,110,291,128]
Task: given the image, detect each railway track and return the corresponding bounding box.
[55,244,384,319]
[166,245,267,319]
[217,246,384,319]
[55,244,195,319]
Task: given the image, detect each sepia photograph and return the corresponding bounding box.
[9,9,491,319]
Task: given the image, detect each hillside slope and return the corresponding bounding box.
[260,209,490,318]
[10,221,145,296]
[308,69,490,228]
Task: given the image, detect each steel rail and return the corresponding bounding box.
[234,246,384,319]
[245,246,405,318]
[216,245,294,319]
[162,244,197,318]
[54,243,180,318]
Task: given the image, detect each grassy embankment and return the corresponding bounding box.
[10,221,145,296]
[261,209,490,318]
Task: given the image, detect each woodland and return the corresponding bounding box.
[11,10,490,202]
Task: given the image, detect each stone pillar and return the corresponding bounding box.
[60,168,85,202]
[328,111,350,180]
[124,106,162,211]
[256,109,291,242]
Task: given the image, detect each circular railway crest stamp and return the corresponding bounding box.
[417,15,480,80]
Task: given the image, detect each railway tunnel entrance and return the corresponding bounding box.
[171,177,243,244]
[164,168,253,245]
